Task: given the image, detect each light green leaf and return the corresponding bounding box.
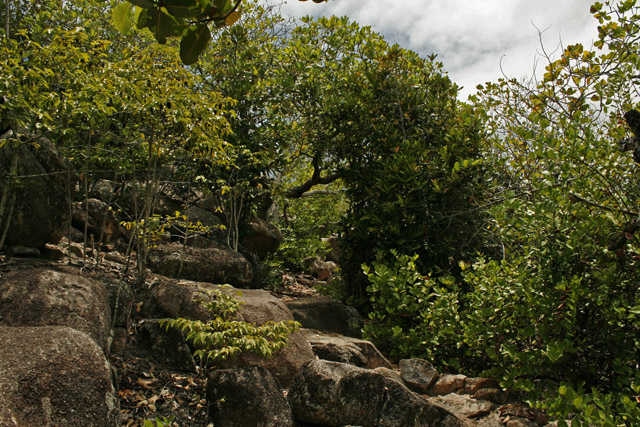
[112,2,133,35]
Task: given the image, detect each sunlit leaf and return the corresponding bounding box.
[112,2,133,35]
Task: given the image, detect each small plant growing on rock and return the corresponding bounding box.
[160,287,300,364]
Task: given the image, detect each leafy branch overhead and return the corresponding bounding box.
[108,0,326,64]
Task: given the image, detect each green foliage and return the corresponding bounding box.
[120,211,216,249]
[461,1,640,422]
[104,0,326,64]
[160,287,300,364]
[538,383,640,426]
[362,251,461,365]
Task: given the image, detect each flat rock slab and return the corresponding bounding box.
[285,296,363,338]
[302,329,393,369]
[0,325,120,427]
[147,243,253,288]
[428,394,499,426]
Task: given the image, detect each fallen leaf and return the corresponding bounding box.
[137,378,157,388]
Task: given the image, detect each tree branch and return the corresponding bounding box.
[285,153,342,198]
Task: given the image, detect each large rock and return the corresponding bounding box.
[399,358,440,393]
[222,288,315,388]
[135,319,197,372]
[288,360,359,425]
[141,278,218,321]
[288,360,462,427]
[427,394,499,426]
[0,325,120,427]
[242,217,282,260]
[285,296,363,338]
[72,198,120,243]
[302,329,393,369]
[141,279,315,387]
[207,366,294,427]
[0,267,112,353]
[0,135,75,248]
[147,243,253,287]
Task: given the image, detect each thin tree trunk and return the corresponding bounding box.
[0,125,19,250]
[4,0,9,43]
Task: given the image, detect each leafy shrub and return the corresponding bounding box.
[537,383,640,426]
[273,191,345,272]
[161,287,300,365]
[362,250,462,367]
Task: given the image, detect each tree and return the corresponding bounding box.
[461,0,640,422]
[0,2,233,280]
[267,16,492,302]
[107,0,326,64]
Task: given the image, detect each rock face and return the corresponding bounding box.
[288,360,462,427]
[242,217,282,260]
[302,329,393,370]
[399,358,440,394]
[147,243,253,288]
[285,296,364,338]
[0,135,75,248]
[0,267,113,353]
[207,366,294,427]
[309,258,338,281]
[136,319,197,372]
[72,198,120,243]
[428,394,499,425]
[223,288,316,388]
[0,325,120,427]
[141,279,315,387]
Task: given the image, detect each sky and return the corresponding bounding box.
[277,0,598,99]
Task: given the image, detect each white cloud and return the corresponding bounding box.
[277,0,597,98]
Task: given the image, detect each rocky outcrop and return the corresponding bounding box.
[0,135,75,248]
[140,278,315,387]
[399,358,440,393]
[147,243,253,288]
[288,360,462,427]
[136,319,197,372]
[0,267,113,353]
[222,288,316,388]
[302,329,393,370]
[309,258,338,281]
[72,198,120,243]
[285,296,363,338]
[242,217,282,260]
[0,325,120,427]
[207,366,294,427]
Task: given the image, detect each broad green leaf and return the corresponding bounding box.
[112,2,133,35]
[138,8,184,43]
[127,0,155,8]
[180,24,211,65]
[164,0,202,18]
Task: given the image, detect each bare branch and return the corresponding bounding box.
[285,152,342,198]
